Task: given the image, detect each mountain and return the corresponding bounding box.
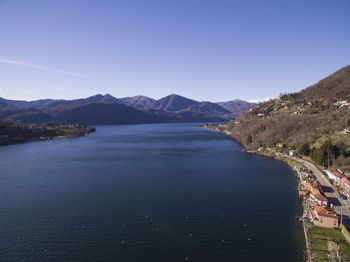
[150,94,199,112]
[0,97,32,107]
[0,101,52,123]
[222,65,350,171]
[119,95,155,108]
[217,99,257,115]
[180,101,231,114]
[297,65,350,102]
[0,93,255,125]
[0,94,120,109]
[51,102,159,125]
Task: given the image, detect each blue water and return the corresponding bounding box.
[0,123,305,261]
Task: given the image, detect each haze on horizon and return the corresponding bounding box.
[0,0,349,102]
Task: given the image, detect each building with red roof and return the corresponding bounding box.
[311,205,339,228]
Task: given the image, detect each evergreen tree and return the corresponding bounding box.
[297,143,310,156]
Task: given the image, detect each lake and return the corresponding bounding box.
[0,123,305,261]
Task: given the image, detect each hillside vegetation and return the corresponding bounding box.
[225,65,350,170]
[0,120,95,146]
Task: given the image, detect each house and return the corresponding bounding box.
[306,180,319,192]
[277,143,284,148]
[342,180,350,199]
[345,127,350,134]
[257,146,265,152]
[309,187,328,207]
[289,150,296,156]
[333,172,343,185]
[334,101,350,107]
[311,205,338,228]
[325,170,343,185]
[299,190,308,198]
[340,177,349,186]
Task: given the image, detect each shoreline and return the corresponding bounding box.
[0,122,96,147]
[201,124,312,261]
[202,123,350,261]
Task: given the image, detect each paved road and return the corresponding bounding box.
[281,153,350,226]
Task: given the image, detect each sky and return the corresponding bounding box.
[0,0,349,102]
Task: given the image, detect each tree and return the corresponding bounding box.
[297,143,310,156]
[246,134,252,144]
[323,139,334,167]
[310,140,335,167]
[310,147,326,166]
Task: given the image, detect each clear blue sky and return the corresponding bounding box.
[0,0,349,102]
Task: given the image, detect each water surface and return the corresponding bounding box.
[0,123,305,261]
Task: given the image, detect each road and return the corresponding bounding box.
[281,153,350,226]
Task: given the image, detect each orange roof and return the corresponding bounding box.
[306,180,319,188]
[314,193,328,202]
[340,177,349,183]
[299,191,308,196]
[311,188,328,201]
[314,205,338,218]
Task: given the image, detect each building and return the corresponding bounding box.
[299,190,308,198]
[306,180,319,192]
[257,146,265,152]
[277,143,284,148]
[289,150,296,156]
[325,170,344,185]
[340,177,349,185]
[333,172,343,185]
[342,180,350,199]
[334,101,350,107]
[311,205,339,228]
[309,187,328,207]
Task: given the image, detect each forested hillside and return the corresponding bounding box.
[225,65,350,171]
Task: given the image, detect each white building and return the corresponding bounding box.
[324,170,343,185]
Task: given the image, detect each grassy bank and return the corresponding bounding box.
[308,226,350,261]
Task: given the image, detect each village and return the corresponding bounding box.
[270,144,350,231]
[248,98,350,120]
[297,166,342,229]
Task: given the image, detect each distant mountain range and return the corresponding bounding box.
[0,94,257,125]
